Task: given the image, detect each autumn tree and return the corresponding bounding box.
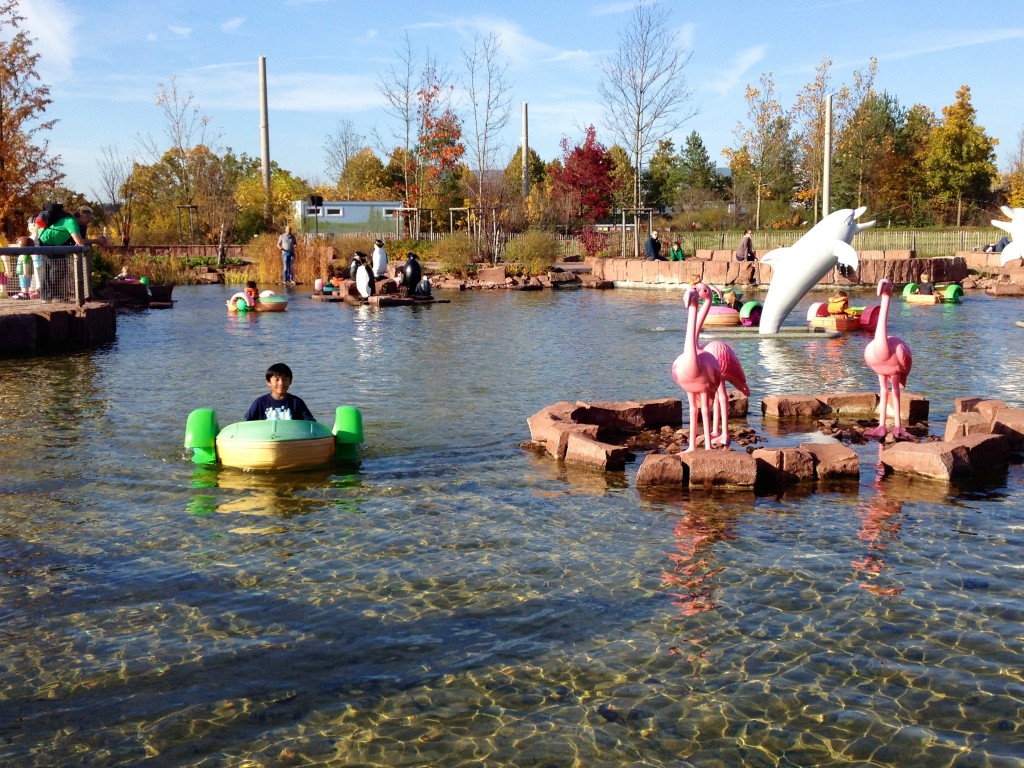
[339,148,390,200]
[606,145,635,216]
[415,79,464,229]
[0,0,63,237]
[549,125,618,225]
[502,146,545,197]
[234,165,308,237]
[726,72,792,229]
[1006,126,1024,208]
[924,85,998,225]
[598,0,695,212]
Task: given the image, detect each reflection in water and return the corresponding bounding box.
[662,503,737,617]
[851,450,905,596]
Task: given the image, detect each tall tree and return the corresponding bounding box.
[549,125,618,223]
[792,58,842,221]
[678,131,722,191]
[376,32,418,207]
[0,0,63,235]
[598,0,696,212]
[92,144,138,246]
[643,138,679,214]
[461,31,512,260]
[1006,126,1024,208]
[924,85,998,226]
[606,145,635,216]
[726,72,790,229]
[323,119,364,197]
[339,148,390,200]
[415,79,464,229]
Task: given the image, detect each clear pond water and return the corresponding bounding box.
[1,284,1023,767]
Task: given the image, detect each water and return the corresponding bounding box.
[2,285,1024,767]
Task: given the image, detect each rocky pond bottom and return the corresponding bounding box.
[1,285,1023,766]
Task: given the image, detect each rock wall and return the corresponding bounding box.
[588,253,969,288]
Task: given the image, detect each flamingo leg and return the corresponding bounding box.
[685,392,699,452]
[699,391,714,450]
[889,377,911,439]
[712,385,730,447]
[864,374,889,438]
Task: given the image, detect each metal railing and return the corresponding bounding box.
[0,246,94,306]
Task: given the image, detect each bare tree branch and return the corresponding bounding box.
[598,0,697,209]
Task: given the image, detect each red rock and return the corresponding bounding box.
[476,265,506,284]
[546,422,599,460]
[635,452,685,487]
[943,411,989,442]
[954,396,985,413]
[573,399,681,432]
[526,402,576,443]
[818,392,878,415]
[762,395,829,418]
[680,449,757,488]
[951,433,1010,472]
[880,441,971,481]
[752,447,816,483]
[975,399,1008,424]
[564,432,634,471]
[990,408,1024,449]
[799,441,861,479]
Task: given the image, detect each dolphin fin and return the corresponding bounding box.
[992,219,1013,234]
[759,247,793,265]
[834,241,859,270]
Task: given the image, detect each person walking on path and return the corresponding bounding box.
[278,225,297,284]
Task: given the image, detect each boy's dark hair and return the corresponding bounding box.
[246,280,258,290]
[265,362,293,381]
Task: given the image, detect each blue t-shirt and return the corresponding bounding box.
[244,393,315,421]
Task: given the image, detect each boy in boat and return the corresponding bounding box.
[915,272,934,296]
[244,363,315,421]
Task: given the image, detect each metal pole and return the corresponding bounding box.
[259,56,272,223]
[822,94,832,219]
[522,102,530,199]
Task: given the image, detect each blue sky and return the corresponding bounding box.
[21,0,1024,196]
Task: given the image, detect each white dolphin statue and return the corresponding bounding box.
[758,207,875,334]
[993,206,1023,267]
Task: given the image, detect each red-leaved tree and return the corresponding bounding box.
[549,125,619,224]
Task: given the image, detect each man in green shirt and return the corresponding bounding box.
[37,206,109,301]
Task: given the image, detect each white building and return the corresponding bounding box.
[292,199,404,235]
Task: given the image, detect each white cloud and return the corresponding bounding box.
[168,25,192,39]
[19,0,78,80]
[221,17,245,33]
[707,45,767,97]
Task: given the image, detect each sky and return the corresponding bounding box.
[17,0,1024,198]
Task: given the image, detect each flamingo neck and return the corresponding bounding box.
[874,292,890,343]
[696,294,711,337]
[684,300,699,358]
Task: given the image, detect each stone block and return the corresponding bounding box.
[635,451,685,487]
[882,392,929,423]
[951,433,1010,473]
[954,396,985,414]
[572,399,680,433]
[880,441,971,481]
[752,447,816,484]
[860,250,885,260]
[546,423,599,460]
[681,449,758,489]
[526,401,576,443]
[564,432,634,471]
[703,262,729,284]
[476,265,506,283]
[943,411,989,442]
[990,408,1024,449]
[884,250,914,260]
[975,399,1008,423]
[626,259,645,283]
[799,441,861,479]
[694,249,714,261]
[818,392,878,416]
[762,395,829,418]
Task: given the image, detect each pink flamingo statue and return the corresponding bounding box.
[863,278,913,439]
[694,283,750,446]
[673,286,723,451]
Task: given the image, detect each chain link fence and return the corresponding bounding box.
[0,247,93,305]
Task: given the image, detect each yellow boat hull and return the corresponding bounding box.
[215,434,335,471]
